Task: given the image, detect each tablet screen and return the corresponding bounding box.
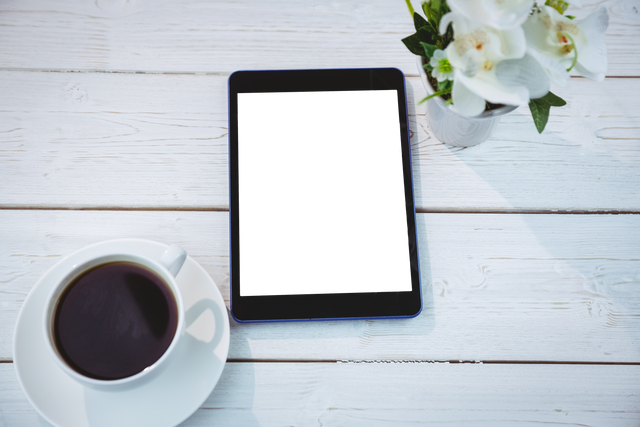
[237,90,412,296]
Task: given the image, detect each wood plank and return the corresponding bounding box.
[0,71,229,210]
[1,72,639,211]
[0,0,637,76]
[1,210,639,362]
[2,362,640,426]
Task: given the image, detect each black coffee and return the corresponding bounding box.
[53,262,178,380]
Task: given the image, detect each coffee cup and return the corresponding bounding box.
[42,244,187,391]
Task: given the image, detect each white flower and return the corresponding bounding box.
[523,4,609,82]
[439,11,548,116]
[446,0,534,30]
[429,49,454,82]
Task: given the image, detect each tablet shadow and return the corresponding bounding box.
[228,222,434,361]
[227,81,435,361]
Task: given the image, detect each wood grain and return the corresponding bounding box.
[1,0,638,423]
[2,362,640,426]
[0,0,637,76]
[1,72,639,211]
[2,210,639,363]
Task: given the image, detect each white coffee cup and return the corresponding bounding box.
[42,244,187,391]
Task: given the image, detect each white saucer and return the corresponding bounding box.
[13,239,230,427]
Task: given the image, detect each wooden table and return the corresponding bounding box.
[1,1,640,425]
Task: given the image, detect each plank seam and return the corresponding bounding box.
[227,359,640,365]
[3,359,640,365]
[1,207,639,215]
[0,68,230,76]
[416,209,640,215]
[0,68,637,79]
[0,206,230,212]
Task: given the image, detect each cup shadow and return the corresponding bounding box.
[82,297,251,426]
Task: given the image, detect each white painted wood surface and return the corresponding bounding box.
[0,0,637,76]
[1,0,640,425]
[1,72,639,211]
[2,363,640,426]
[2,210,639,363]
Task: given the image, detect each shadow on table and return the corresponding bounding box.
[227,248,434,361]
[82,298,248,426]
[184,309,261,427]
[416,87,640,361]
[225,82,436,363]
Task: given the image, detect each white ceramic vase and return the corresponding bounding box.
[416,57,516,147]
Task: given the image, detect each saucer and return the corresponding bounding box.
[13,239,230,427]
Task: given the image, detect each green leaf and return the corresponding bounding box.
[402,33,425,56]
[437,0,450,16]
[437,79,452,91]
[413,12,428,31]
[422,2,434,21]
[566,15,576,19]
[420,42,438,59]
[543,91,567,107]
[528,91,567,133]
[404,0,451,59]
[417,26,436,45]
[423,63,434,72]
[429,0,450,28]
[442,22,454,47]
[428,0,440,24]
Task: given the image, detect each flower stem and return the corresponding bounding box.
[404,0,415,16]
[418,89,451,104]
[560,31,578,72]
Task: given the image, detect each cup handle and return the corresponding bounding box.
[160,244,187,277]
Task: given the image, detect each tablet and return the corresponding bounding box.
[228,68,421,322]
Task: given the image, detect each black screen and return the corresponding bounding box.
[239,91,413,295]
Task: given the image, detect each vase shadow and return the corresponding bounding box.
[413,83,640,361]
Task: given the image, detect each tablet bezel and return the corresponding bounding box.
[228,68,421,322]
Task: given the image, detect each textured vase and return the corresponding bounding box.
[416,57,516,147]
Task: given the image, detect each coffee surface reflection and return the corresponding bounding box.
[54,262,178,380]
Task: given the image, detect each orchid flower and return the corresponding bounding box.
[430,50,454,82]
[446,0,534,30]
[523,4,609,83]
[439,11,548,116]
